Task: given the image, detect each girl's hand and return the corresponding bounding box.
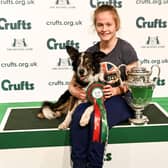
[68,74,86,101]
[77,88,86,100]
[103,85,121,99]
[70,86,86,100]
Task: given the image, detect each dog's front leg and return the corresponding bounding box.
[58,101,79,129]
[58,111,72,129]
[80,105,93,126]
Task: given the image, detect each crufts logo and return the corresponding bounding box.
[0,18,31,30]
[136,17,167,28]
[90,0,122,8]
[104,152,112,161]
[1,79,35,91]
[47,38,80,50]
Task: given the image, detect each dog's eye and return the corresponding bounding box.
[86,63,92,71]
[87,63,92,67]
[76,59,81,66]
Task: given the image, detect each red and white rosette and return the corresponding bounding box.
[87,82,109,143]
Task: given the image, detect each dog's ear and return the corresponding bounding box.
[66,46,79,61]
[93,51,107,62]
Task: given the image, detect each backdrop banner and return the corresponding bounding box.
[0,1,168,168]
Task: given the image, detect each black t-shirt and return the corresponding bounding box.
[86,38,138,80]
[87,38,138,65]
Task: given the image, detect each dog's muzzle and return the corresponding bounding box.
[79,69,85,76]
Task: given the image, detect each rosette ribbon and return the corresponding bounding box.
[87,82,109,143]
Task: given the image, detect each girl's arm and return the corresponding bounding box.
[68,74,86,100]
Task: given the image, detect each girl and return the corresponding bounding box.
[69,5,139,168]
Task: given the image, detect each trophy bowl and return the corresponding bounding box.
[127,65,160,125]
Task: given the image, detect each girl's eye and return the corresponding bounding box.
[96,23,113,28]
[96,23,103,27]
[106,23,112,26]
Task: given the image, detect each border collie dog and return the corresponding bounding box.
[37,46,106,129]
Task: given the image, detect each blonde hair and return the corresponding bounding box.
[93,5,120,31]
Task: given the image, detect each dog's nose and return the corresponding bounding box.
[79,69,85,75]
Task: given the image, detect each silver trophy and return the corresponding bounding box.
[127,65,160,125]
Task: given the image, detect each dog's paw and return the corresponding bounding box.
[80,106,93,126]
[80,113,90,127]
[42,107,56,120]
[37,112,45,119]
[58,122,69,130]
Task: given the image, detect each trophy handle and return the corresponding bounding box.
[118,64,127,70]
[118,64,127,81]
[151,64,160,79]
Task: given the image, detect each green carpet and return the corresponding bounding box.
[3,104,168,131]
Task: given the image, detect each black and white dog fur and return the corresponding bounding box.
[37,46,106,129]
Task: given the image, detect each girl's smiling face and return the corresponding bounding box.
[95,11,117,42]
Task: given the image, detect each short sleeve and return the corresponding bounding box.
[121,40,139,65]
